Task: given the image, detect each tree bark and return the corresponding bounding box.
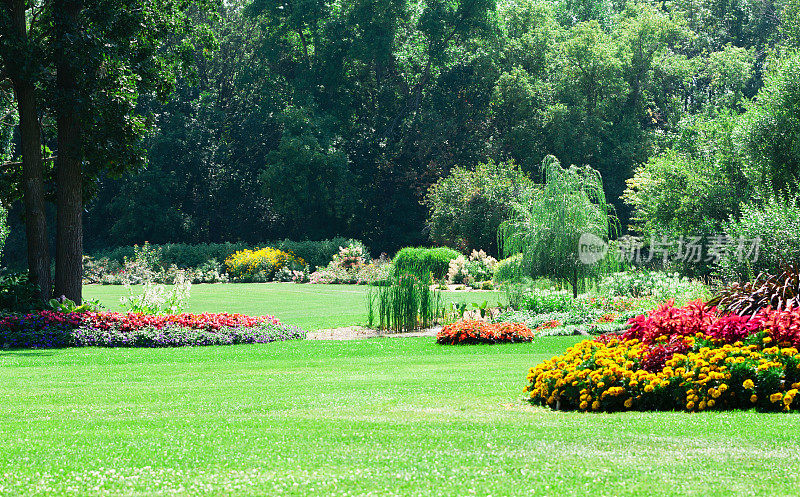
[572,269,578,299]
[53,0,83,302]
[4,0,52,300]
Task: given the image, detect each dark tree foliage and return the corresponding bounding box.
[4,0,798,268]
[0,0,218,300]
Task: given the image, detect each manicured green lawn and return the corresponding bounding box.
[83,283,505,330]
[2,336,800,496]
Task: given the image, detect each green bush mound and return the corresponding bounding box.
[716,198,800,281]
[392,247,462,281]
[493,253,523,283]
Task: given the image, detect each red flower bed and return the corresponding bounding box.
[437,320,534,345]
[0,310,296,349]
[81,312,281,331]
[0,310,282,333]
[623,299,717,344]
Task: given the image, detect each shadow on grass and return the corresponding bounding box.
[0,350,59,358]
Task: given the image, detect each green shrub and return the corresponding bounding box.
[716,198,800,281]
[92,242,249,269]
[0,272,42,312]
[446,250,497,285]
[518,288,580,314]
[622,115,750,277]
[392,247,462,281]
[494,253,523,283]
[425,160,537,255]
[274,238,369,271]
[224,247,306,281]
[598,271,709,302]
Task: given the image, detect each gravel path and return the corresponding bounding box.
[306,326,441,340]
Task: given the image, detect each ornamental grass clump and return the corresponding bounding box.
[708,264,800,316]
[367,274,445,332]
[524,300,800,412]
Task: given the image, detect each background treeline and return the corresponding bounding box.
[3,0,799,269]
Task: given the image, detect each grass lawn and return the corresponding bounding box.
[83,283,505,330]
[2,336,800,496]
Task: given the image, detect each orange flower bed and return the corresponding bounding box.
[437,320,534,345]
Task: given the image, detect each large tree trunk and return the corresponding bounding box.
[5,0,51,300]
[53,0,83,303]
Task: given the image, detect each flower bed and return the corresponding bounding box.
[0,311,305,349]
[524,300,800,412]
[437,320,533,345]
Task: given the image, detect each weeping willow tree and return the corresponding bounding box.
[499,155,619,297]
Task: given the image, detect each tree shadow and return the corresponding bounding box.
[0,350,59,358]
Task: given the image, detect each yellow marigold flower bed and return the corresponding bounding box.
[524,338,800,412]
[224,248,306,279]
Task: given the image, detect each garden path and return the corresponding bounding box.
[306,326,441,340]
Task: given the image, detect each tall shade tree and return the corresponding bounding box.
[260,107,353,239]
[51,0,217,302]
[0,0,52,299]
[67,0,790,258]
[736,51,800,198]
[1,0,217,302]
[499,155,617,297]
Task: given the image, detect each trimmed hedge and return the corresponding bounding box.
[91,242,248,269]
[90,238,370,272]
[392,247,462,281]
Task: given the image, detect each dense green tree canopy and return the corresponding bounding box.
[1,0,798,271]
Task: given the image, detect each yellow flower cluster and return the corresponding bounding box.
[524,338,800,413]
[224,248,305,279]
